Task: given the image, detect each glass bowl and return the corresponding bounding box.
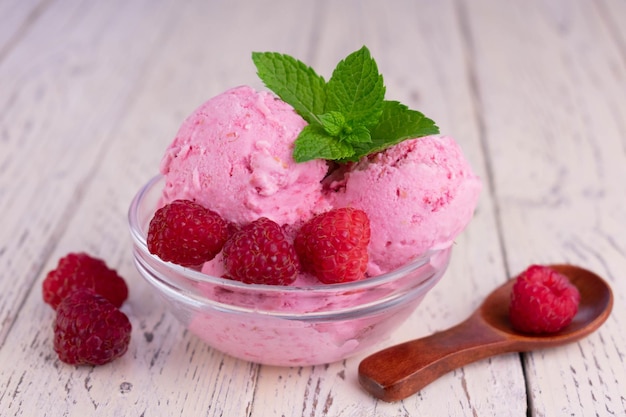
[128,176,452,366]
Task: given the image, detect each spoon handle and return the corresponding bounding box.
[358,314,511,402]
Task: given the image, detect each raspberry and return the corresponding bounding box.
[294,208,370,284]
[147,199,229,267]
[53,289,132,366]
[42,253,128,310]
[509,265,581,334]
[222,217,299,285]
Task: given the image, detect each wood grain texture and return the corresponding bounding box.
[462,0,626,415]
[0,0,624,416]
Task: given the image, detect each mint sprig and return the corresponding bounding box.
[252,46,439,163]
[325,47,384,128]
[252,52,326,125]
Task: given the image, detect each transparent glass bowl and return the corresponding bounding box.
[128,176,452,366]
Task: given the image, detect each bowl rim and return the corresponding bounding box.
[128,175,450,295]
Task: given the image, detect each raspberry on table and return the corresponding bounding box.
[294,207,371,284]
[53,289,132,366]
[222,217,299,285]
[42,252,128,310]
[509,264,581,334]
[147,199,229,267]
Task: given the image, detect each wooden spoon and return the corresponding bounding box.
[358,264,613,402]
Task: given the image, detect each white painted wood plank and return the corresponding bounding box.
[597,0,626,55]
[464,0,626,415]
[0,0,183,346]
[0,0,46,56]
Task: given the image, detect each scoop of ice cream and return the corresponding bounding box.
[330,135,481,275]
[160,85,331,225]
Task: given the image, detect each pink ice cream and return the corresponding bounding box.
[187,246,451,366]
[160,85,331,225]
[144,85,482,366]
[330,135,481,275]
[159,86,481,278]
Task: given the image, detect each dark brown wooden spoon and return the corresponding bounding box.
[358,264,613,402]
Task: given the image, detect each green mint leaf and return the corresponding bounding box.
[342,125,371,145]
[319,111,346,136]
[369,100,439,149]
[293,125,354,162]
[344,101,439,161]
[252,52,326,125]
[253,47,440,164]
[326,46,385,127]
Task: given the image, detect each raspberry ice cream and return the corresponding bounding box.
[160,85,331,225]
[158,85,481,278]
[130,174,453,366]
[132,47,483,366]
[329,135,481,275]
[186,246,451,366]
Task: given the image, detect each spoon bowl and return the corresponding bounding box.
[358,264,613,402]
[478,264,613,345]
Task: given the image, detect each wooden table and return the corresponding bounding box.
[1,0,625,415]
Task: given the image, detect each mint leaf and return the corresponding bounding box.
[326,46,384,127]
[253,47,440,163]
[345,102,438,161]
[293,125,355,162]
[319,111,346,136]
[342,125,371,145]
[370,100,439,148]
[252,52,326,125]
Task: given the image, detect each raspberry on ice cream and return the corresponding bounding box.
[147,199,229,267]
[295,207,371,284]
[223,217,299,285]
[509,264,581,334]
